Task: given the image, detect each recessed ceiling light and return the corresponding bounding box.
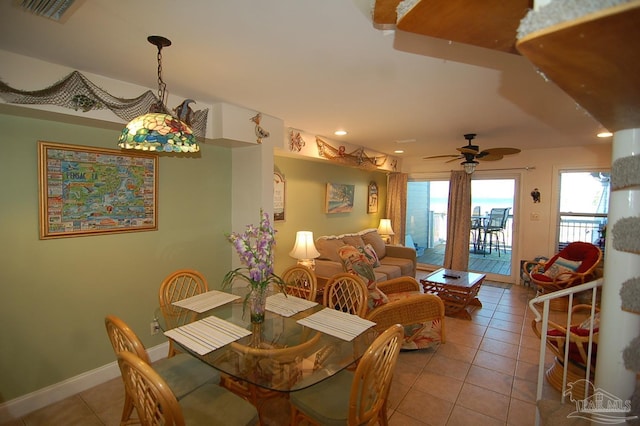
[597,130,613,138]
[394,150,404,154]
[334,130,347,136]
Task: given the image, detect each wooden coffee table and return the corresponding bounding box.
[420,268,486,320]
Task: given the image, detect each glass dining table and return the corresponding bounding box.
[156,289,378,394]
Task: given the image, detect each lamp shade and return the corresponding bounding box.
[118,113,199,153]
[462,160,478,174]
[289,231,321,260]
[377,219,395,236]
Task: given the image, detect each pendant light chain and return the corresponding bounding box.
[156,44,167,106]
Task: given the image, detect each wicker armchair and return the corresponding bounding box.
[368,276,446,349]
[524,242,602,293]
[325,273,446,350]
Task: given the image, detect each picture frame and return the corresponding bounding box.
[38,141,158,239]
[325,182,355,214]
[367,181,378,213]
[273,171,285,221]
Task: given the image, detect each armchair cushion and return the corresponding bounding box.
[542,256,583,280]
[366,288,445,351]
[387,291,443,350]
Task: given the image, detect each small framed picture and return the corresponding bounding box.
[367,182,378,213]
[274,171,285,221]
[325,183,355,214]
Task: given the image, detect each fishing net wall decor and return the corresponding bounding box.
[0,70,208,137]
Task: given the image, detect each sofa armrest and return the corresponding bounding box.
[385,244,416,260]
[385,245,416,268]
[377,277,420,294]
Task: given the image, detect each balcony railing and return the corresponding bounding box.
[557,213,607,253]
[412,212,606,254]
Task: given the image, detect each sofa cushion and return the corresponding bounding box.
[360,229,386,259]
[315,237,344,263]
[373,264,402,280]
[341,234,365,248]
[379,256,414,277]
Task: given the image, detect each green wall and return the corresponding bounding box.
[272,155,387,274]
[0,111,232,401]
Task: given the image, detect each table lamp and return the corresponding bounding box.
[377,219,395,243]
[289,231,321,270]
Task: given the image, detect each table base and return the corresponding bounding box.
[420,270,485,320]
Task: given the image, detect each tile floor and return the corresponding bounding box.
[2,282,563,426]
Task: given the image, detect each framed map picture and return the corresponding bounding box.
[38,141,158,239]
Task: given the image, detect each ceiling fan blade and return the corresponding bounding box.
[457,145,479,154]
[483,147,521,156]
[445,157,462,163]
[477,153,504,161]
[423,154,461,160]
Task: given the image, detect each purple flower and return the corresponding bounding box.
[225,209,281,290]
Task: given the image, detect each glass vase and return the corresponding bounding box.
[248,286,268,324]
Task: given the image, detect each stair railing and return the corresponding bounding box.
[528,278,603,408]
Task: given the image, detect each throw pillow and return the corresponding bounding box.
[358,244,381,267]
[360,229,386,259]
[337,245,388,310]
[337,245,365,273]
[543,256,583,279]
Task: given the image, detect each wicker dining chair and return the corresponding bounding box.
[104,315,219,426]
[117,351,259,426]
[282,265,318,301]
[158,269,208,357]
[290,324,404,426]
[323,272,369,317]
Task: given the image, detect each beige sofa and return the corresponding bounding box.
[314,228,417,282]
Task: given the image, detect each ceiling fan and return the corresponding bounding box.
[423,133,521,173]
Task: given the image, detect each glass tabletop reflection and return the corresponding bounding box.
[157,289,377,393]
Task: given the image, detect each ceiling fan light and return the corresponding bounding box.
[462,160,478,174]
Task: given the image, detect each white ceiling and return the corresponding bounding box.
[0,0,606,161]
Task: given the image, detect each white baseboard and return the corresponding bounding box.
[0,342,169,423]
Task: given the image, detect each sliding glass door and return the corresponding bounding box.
[406,177,517,281]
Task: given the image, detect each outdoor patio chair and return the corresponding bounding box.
[482,207,510,256]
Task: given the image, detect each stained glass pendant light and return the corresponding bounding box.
[118,36,199,153]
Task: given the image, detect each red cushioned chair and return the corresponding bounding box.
[524,242,602,294]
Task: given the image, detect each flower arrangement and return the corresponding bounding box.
[222,209,285,323]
